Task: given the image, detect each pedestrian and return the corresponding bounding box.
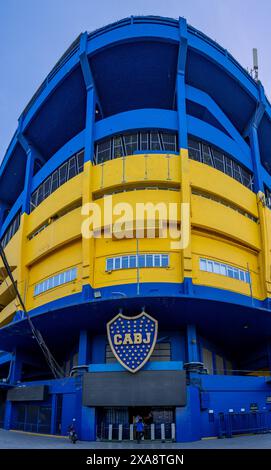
[136,417,144,443]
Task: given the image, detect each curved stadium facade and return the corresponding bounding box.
[1,16,271,442]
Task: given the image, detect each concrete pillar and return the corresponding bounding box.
[175,385,201,442]
[187,324,199,363]
[78,330,90,366]
[81,406,96,441]
[10,349,23,384]
[50,394,57,435]
[4,401,13,430]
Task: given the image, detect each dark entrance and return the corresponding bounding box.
[11,402,52,434]
[96,406,174,440]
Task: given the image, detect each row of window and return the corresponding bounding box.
[94,131,178,164]
[192,188,257,222]
[106,254,169,271]
[34,267,77,296]
[188,137,254,191]
[94,185,179,200]
[30,151,84,212]
[199,258,250,283]
[1,212,21,249]
[265,186,271,209]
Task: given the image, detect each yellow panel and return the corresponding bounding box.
[0,299,18,326]
[92,153,180,193]
[192,194,261,250]
[26,240,82,310]
[190,159,258,217]
[27,173,83,235]
[25,207,82,266]
[192,231,263,299]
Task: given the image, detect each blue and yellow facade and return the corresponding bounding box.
[1,16,271,441]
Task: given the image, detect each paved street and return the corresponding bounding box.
[0,429,271,449]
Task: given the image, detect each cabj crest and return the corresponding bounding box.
[107,312,158,373]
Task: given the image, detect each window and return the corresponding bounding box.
[106,254,169,271]
[59,162,68,186]
[188,138,201,162]
[161,132,177,152]
[199,258,249,283]
[30,150,84,212]
[202,144,213,166]
[34,267,77,296]
[140,132,149,150]
[265,186,271,209]
[95,130,178,164]
[51,170,59,193]
[212,149,225,172]
[124,133,138,155]
[43,178,51,199]
[113,136,124,159]
[188,137,254,191]
[1,212,21,249]
[150,131,161,151]
[95,139,111,163]
[67,156,77,180]
[76,151,84,172]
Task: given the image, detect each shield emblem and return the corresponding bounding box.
[107,312,158,373]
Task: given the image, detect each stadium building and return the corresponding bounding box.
[1,16,271,442]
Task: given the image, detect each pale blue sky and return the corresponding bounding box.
[0,0,270,158]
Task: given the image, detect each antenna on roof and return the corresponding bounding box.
[252,48,259,81]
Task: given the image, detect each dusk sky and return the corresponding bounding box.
[1,0,270,159]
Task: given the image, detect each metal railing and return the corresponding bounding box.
[97,422,175,442]
[218,411,271,438]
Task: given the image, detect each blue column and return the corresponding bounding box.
[4,401,13,430]
[175,385,201,442]
[250,124,264,192]
[18,129,42,214]
[187,324,199,363]
[176,17,188,150]
[9,348,23,384]
[50,394,57,434]
[22,147,35,214]
[245,83,266,193]
[81,406,96,441]
[78,330,90,365]
[0,202,9,229]
[79,32,96,163]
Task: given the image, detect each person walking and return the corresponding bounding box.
[136,417,144,443]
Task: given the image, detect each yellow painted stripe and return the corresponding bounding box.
[10,429,68,439]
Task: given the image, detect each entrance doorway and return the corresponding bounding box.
[96,406,174,440]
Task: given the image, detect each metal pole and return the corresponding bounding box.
[130,424,134,440]
[108,424,113,441]
[247,262,254,306]
[118,424,123,441]
[161,423,165,442]
[151,423,155,440]
[136,238,140,296]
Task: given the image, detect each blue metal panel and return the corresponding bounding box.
[186,85,251,156]
[187,115,253,170]
[176,17,188,150]
[187,325,199,363]
[94,109,178,141]
[30,130,85,192]
[88,361,183,373]
[0,192,23,237]
[187,32,258,101]
[61,393,77,436]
